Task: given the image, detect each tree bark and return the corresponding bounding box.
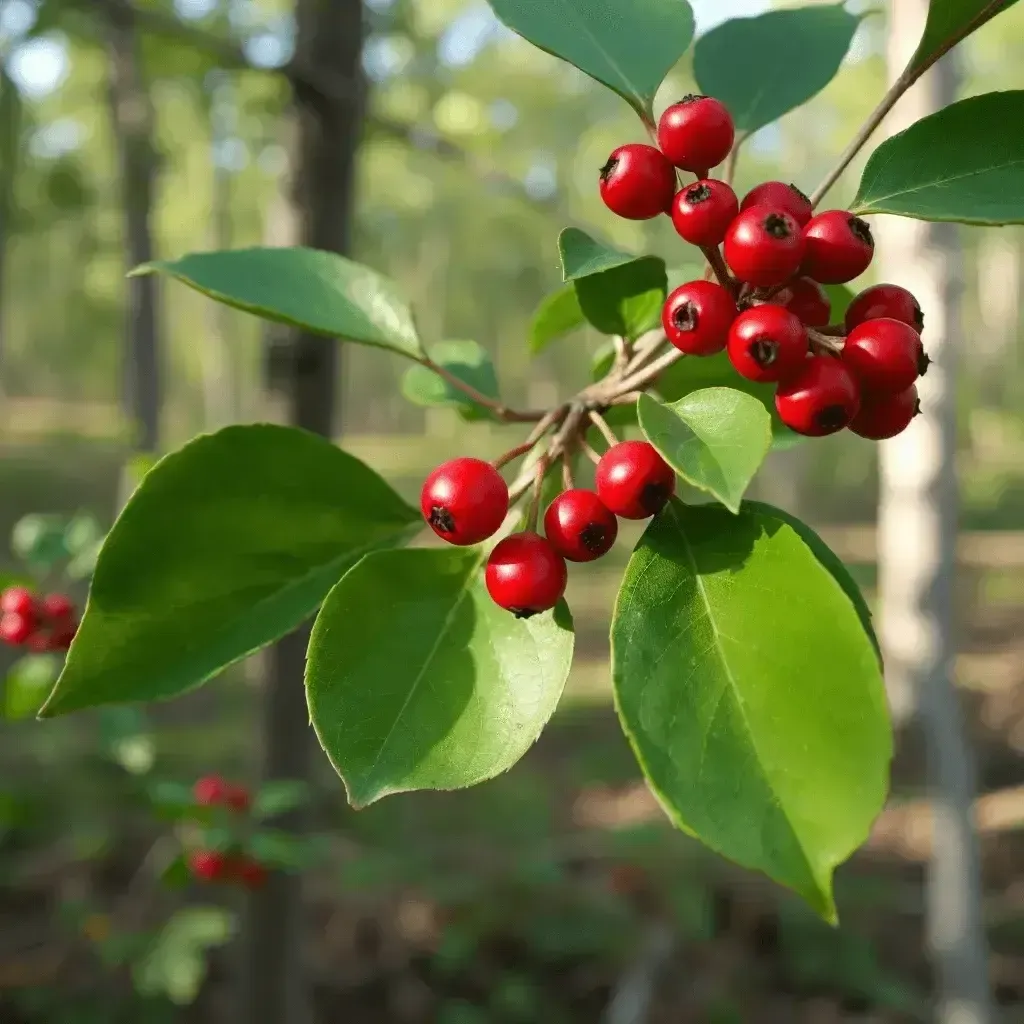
[239,2,365,1022]
[0,65,20,399]
[875,3,991,1021]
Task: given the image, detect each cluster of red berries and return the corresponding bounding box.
[187,774,266,889]
[421,441,675,616]
[599,95,928,440]
[0,586,78,652]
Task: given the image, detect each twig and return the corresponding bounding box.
[612,347,685,397]
[588,409,619,449]
[808,328,844,355]
[420,356,545,422]
[723,133,745,187]
[701,245,738,296]
[492,439,538,470]
[817,323,847,337]
[624,330,667,375]
[602,922,676,1024]
[562,453,575,490]
[525,456,549,533]
[580,439,602,466]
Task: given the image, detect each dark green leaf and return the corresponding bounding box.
[39,425,419,717]
[133,247,423,358]
[11,514,67,567]
[529,285,585,354]
[823,284,856,324]
[559,228,637,281]
[851,91,1024,224]
[576,258,667,341]
[612,500,891,920]
[4,655,61,720]
[638,389,772,513]
[694,5,861,134]
[149,781,196,821]
[401,341,500,421]
[909,0,1021,78]
[485,0,694,116]
[306,547,575,808]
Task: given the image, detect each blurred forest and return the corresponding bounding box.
[1,0,1024,1022]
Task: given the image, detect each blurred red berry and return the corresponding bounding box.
[41,593,74,621]
[1,587,35,618]
[189,850,229,883]
[49,621,78,651]
[194,774,229,807]
[25,631,51,653]
[224,784,251,813]
[236,858,268,890]
[0,613,34,646]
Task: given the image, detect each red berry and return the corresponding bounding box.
[189,850,228,883]
[670,178,738,246]
[485,532,567,618]
[194,774,229,807]
[543,489,618,563]
[850,385,921,440]
[657,95,735,173]
[421,457,509,546]
[41,593,74,621]
[598,144,676,220]
[25,631,50,653]
[842,318,922,396]
[596,441,676,520]
[778,277,831,327]
[740,181,813,227]
[236,858,268,890]
[724,207,805,288]
[845,283,924,334]
[775,356,861,437]
[49,621,77,651]
[662,280,736,355]
[1,587,35,618]
[727,306,808,384]
[802,211,874,284]
[224,784,250,813]
[0,613,34,646]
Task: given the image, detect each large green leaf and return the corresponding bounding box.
[486,0,694,116]
[529,285,585,354]
[638,389,771,513]
[612,500,891,921]
[851,91,1024,224]
[401,340,500,422]
[306,547,575,808]
[39,425,419,717]
[908,0,1021,78]
[132,247,423,358]
[693,4,861,134]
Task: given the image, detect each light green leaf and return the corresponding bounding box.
[529,285,585,354]
[638,389,772,513]
[306,547,575,808]
[11,513,67,567]
[4,655,61,720]
[559,228,638,281]
[39,425,419,717]
[485,0,695,116]
[401,340,500,421]
[612,500,892,921]
[908,0,1021,78]
[851,91,1024,224]
[133,247,424,358]
[694,4,861,134]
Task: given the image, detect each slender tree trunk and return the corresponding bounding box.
[0,65,21,399]
[875,3,991,1021]
[240,2,365,1022]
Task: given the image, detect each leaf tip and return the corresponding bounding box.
[127,262,159,279]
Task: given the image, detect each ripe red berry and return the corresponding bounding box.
[544,489,618,563]
[662,280,736,356]
[845,283,924,334]
[421,457,509,546]
[224,784,250,813]
[778,276,831,327]
[842,318,922,396]
[194,774,229,807]
[598,144,676,220]
[775,356,861,437]
[189,850,228,883]
[801,211,874,284]
[236,858,268,890]
[41,593,74,621]
[657,95,735,173]
[740,181,813,227]
[485,532,567,618]
[850,385,921,440]
[670,178,738,246]
[724,207,805,288]
[596,441,676,520]
[1,587,35,618]
[727,305,808,383]
[0,613,33,646]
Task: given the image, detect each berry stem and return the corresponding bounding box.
[817,324,848,337]
[562,453,575,490]
[580,439,602,466]
[588,409,619,449]
[526,455,549,533]
[701,244,738,297]
[807,328,844,355]
[611,346,685,398]
[419,355,545,422]
[492,439,539,470]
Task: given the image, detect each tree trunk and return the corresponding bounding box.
[239,1,365,1022]
[875,3,991,1021]
[0,65,19,400]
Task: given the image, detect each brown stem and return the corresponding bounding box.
[580,439,602,466]
[420,356,545,422]
[808,328,844,355]
[817,323,848,337]
[612,347,685,397]
[492,439,538,470]
[526,455,549,533]
[702,245,738,296]
[588,409,619,448]
[561,453,575,490]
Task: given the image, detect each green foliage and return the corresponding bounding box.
[4,655,61,720]
[851,91,1024,224]
[909,0,1022,77]
[252,780,311,819]
[559,228,638,280]
[11,513,68,567]
[637,389,772,513]
[611,500,891,921]
[528,285,585,354]
[402,340,500,420]
[693,4,862,135]
[306,547,575,808]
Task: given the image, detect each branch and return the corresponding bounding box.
[419,356,546,422]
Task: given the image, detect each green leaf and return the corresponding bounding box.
[823,284,856,324]
[577,258,667,342]
[248,829,316,870]
[11,513,68,567]
[306,547,575,808]
[401,341,500,422]
[133,247,424,358]
[485,0,694,116]
[252,780,311,819]
[637,389,772,513]
[850,91,1024,224]
[4,655,61,720]
[612,500,891,921]
[529,285,585,354]
[694,4,861,135]
[908,0,1021,79]
[39,425,419,717]
[559,228,637,281]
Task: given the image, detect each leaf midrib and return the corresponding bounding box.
[859,156,1024,208]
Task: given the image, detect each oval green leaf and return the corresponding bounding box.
[401,340,500,422]
[306,547,575,808]
[486,0,694,116]
[612,500,892,921]
[694,4,861,135]
[559,228,638,281]
[851,91,1024,224]
[133,247,423,358]
[529,284,585,354]
[39,425,420,717]
[4,654,61,720]
[909,0,1021,78]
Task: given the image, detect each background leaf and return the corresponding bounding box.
[401,340,500,421]
[612,500,891,920]
[638,389,772,513]
[694,4,861,135]
[133,247,424,358]
[40,425,419,717]
[306,547,575,808]
[908,0,1021,78]
[529,285,585,354]
[252,781,311,819]
[4,655,62,720]
[851,91,1024,224]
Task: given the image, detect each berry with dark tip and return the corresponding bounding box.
[670,179,738,247]
[0,613,33,646]
[740,181,813,227]
[596,441,676,520]
[485,532,568,617]
[421,457,509,546]
[724,207,805,288]
[662,280,737,355]
[850,385,921,440]
[779,276,831,327]
[842,318,922,396]
[657,95,735,172]
[802,211,875,284]
[0,587,35,618]
[727,305,808,383]
[845,283,924,333]
[775,356,861,437]
[544,489,618,563]
[599,144,676,220]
